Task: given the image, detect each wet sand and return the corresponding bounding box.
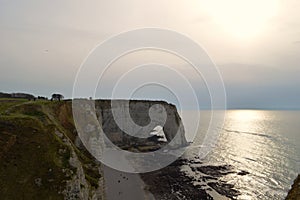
[103,165,154,200]
[103,157,243,200]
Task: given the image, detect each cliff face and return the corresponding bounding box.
[0,98,187,199]
[95,100,187,148]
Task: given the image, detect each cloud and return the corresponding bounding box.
[0,1,299,109]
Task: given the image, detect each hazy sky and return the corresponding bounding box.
[0,0,299,109]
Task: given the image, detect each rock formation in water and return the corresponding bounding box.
[95,100,188,148]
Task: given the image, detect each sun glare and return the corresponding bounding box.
[232,110,262,122]
[206,0,279,38]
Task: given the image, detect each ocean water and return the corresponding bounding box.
[182,110,300,199]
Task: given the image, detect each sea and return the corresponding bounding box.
[182,110,300,200]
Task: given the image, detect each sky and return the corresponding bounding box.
[0,0,299,109]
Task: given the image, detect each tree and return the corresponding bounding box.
[51,94,64,101]
[37,96,48,100]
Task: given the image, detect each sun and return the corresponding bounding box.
[206,0,279,38]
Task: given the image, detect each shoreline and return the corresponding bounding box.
[141,158,213,200]
[141,157,245,200]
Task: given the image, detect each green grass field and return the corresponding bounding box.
[0,99,103,199]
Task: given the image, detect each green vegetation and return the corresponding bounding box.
[0,99,103,199]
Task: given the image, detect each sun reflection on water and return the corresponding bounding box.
[197,110,300,199]
[184,110,299,199]
[227,110,268,132]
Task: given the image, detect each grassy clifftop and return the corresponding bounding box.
[0,99,104,200]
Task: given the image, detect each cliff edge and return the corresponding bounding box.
[0,98,187,199]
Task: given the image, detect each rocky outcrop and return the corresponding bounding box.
[95,100,188,148]
[286,175,300,200]
[55,130,104,200]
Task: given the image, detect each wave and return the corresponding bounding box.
[223,128,274,139]
[243,157,257,162]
